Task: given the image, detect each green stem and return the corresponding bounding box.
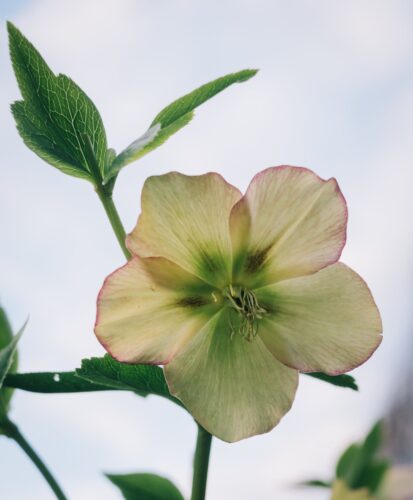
[191,425,213,500]
[96,188,131,260]
[2,419,67,500]
[82,133,131,261]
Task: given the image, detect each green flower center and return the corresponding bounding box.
[224,285,267,342]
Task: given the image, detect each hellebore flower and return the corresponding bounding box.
[95,166,382,442]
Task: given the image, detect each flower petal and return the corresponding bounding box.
[95,258,215,364]
[230,166,347,285]
[165,310,298,442]
[256,263,382,375]
[127,172,242,287]
[331,480,373,500]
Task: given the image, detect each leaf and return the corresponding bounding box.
[76,355,182,407]
[3,355,183,409]
[8,22,108,183]
[0,316,26,424]
[362,421,382,462]
[4,371,120,393]
[336,444,361,479]
[0,308,18,416]
[106,473,184,500]
[105,115,192,182]
[299,479,331,488]
[0,320,25,391]
[336,422,385,491]
[305,372,358,391]
[106,69,258,180]
[362,460,390,494]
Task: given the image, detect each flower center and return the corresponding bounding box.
[224,285,267,342]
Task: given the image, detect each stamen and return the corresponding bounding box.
[224,286,267,342]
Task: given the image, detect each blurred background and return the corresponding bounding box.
[1,0,413,498]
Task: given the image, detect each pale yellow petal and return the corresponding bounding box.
[379,466,413,500]
[127,172,242,287]
[256,263,382,374]
[95,258,215,364]
[331,480,374,500]
[165,310,298,442]
[230,166,347,285]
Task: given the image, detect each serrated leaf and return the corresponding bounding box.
[4,371,120,393]
[0,308,18,416]
[305,372,358,391]
[8,22,108,183]
[106,473,184,500]
[76,355,182,407]
[107,69,258,180]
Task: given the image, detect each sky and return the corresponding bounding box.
[1,0,413,499]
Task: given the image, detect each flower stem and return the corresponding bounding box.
[96,188,131,261]
[2,418,67,500]
[191,425,213,500]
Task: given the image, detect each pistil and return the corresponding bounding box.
[224,285,267,342]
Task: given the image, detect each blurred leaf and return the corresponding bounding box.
[106,472,184,500]
[337,422,385,491]
[76,355,182,407]
[362,421,382,462]
[106,69,258,180]
[0,316,26,425]
[0,321,25,390]
[299,479,331,488]
[0,308,18,416]
[336,444,361,480]
[362,460,390,494]
[306,372,358,391]
[8,22,108,184]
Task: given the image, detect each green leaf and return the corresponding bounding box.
[299,479,331,488]
[362,460,390,494]
[8,22,108,183]
[106,473,184,500]
[0,321,25,391]
[4,371,120,393]
[76,355,182,407]
[362,421,382,461]
[105,114,192,182]
[305,372,358,391]
[151,69,258,128]
[0,316,26,424]
[3,355,183,409]
[0,308,18,416]
[106,69,258,180]
[336,422,385,491]
[336,444,361,479]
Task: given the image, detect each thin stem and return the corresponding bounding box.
[96,188,131,260]
[191,425,213,500]
[82,133,131,261]
[2,419,67,500]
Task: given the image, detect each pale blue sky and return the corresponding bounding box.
[1,1,413,499]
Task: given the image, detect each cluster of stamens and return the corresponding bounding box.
[224,285,267,342]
